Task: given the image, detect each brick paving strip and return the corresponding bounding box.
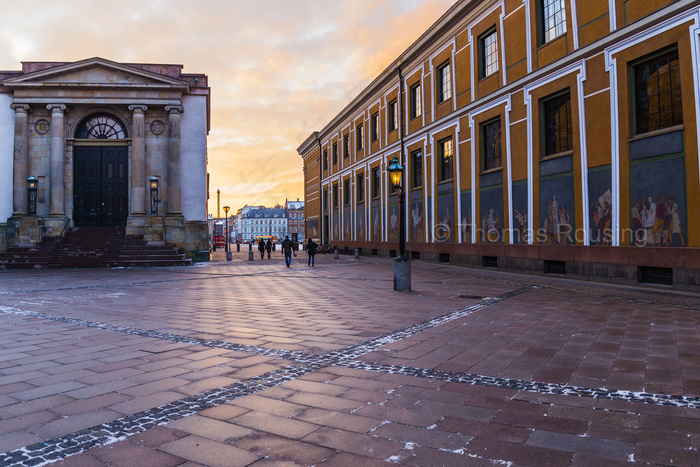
[1,283,699,465]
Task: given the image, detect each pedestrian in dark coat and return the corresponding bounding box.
[307,238,318,267]
[281,236,294,267]
[258,238,265,259]
[265,239,272,259]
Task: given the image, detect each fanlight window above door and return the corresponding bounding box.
[76,114,127,139]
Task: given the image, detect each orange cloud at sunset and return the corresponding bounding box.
[0,0,457,215]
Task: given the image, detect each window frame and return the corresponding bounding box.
[631,46,683,136]
[438,138,454,182]
[357,123,364,150]
[322,149,328,171]
[332,142,338,165]
[388,99,398,132]
[343,179,350,206]
[541,89,573,158]
[332,184,339,209]
[481,118,502,172]
[538,0,567,46]
[356,173,364,203]
[410,83,422,120]
[437,60,452,104]
[343,134,350,159]
[479,29,499,79]
[411,149,423,189]
[372,167,381,199]
[371,112,379,142]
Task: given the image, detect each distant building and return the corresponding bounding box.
[240,207,287,242]
[286,198,305,243]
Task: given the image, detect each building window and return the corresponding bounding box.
[410,83,422,119]
[357,123,364,150]
[357,173,364,203]
[388,99,398,132]
[332,142,338,165]
[344,134,350,158]
[371,113,379,142]
[540,0,567,44]
[344,179,350,205]
[437,61,451,103]
[323,149,328,170]
[411,149,423,189]
[480,29,499,78]
[542,91,572,157]
[633,48,682,135]
[438,138,453,182]
[372,167,381,198]
[482,119,502,171]
[333,184,339,208]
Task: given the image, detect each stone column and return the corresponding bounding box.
[11,104,31,216]
[128,105,148,215]
[47,104,66,217]
[165,105,183,215]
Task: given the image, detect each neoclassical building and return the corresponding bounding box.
[0,57,210,256]
[298,0,700,290]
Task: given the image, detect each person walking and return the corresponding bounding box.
[265,239,272,259]
[257,238,265,259]
[281,235,294,267]
[306,238,318,267]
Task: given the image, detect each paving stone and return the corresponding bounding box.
[371,422,472,450]
[231,410,320,439]
[167,414,254,443]
[158,434,262,467]
[294,407,381,434]
[90,439,186,467]
[526,429,634,460]
[233,432,335,464]
[301,426,403,460]
[230,394,305,417]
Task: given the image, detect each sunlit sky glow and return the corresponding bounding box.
[0,0,457,216]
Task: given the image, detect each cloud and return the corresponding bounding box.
[0,0,457,213]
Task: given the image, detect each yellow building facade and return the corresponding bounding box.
[298,0,700,290]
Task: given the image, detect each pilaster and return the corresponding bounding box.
[11,104,31,216]
[47,104,67,218]
[165,105,184,215]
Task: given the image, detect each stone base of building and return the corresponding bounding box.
[185,221,209,260]
[44,217,69,239]
[0,223,6,253]
[164,215,186,253]
[342,242,700,293]
[128,215,166,242]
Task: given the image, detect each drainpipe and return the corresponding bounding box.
[398,65,405,164]
[317,134,323,244]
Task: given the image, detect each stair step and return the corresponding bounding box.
[2,226,191,269]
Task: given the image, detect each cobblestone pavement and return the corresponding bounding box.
[0,250,699,466]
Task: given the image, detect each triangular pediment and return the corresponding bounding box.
[3,57,189,90]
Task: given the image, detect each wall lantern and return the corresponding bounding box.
[149,176,160,215]
[27,175,38,216]
[387,157,404,190]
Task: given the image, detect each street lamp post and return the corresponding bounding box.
[387,157,410,291]
[223,205,231,261]
[149,176,160,215]
[27,175,38,216]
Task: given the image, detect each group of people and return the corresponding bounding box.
[258,236,319,267]
[631,195,685,247]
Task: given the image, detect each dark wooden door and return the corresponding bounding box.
[74,146,128,226]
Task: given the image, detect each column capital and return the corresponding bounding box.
[128,104,148,114]
[46,104,67,114]
[10,103,31,113]
[164,105,184,114]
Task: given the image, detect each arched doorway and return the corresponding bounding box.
[73,113,129,226]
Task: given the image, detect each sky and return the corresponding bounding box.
[0,0,457,216]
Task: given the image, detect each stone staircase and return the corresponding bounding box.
[0,226,191,269]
